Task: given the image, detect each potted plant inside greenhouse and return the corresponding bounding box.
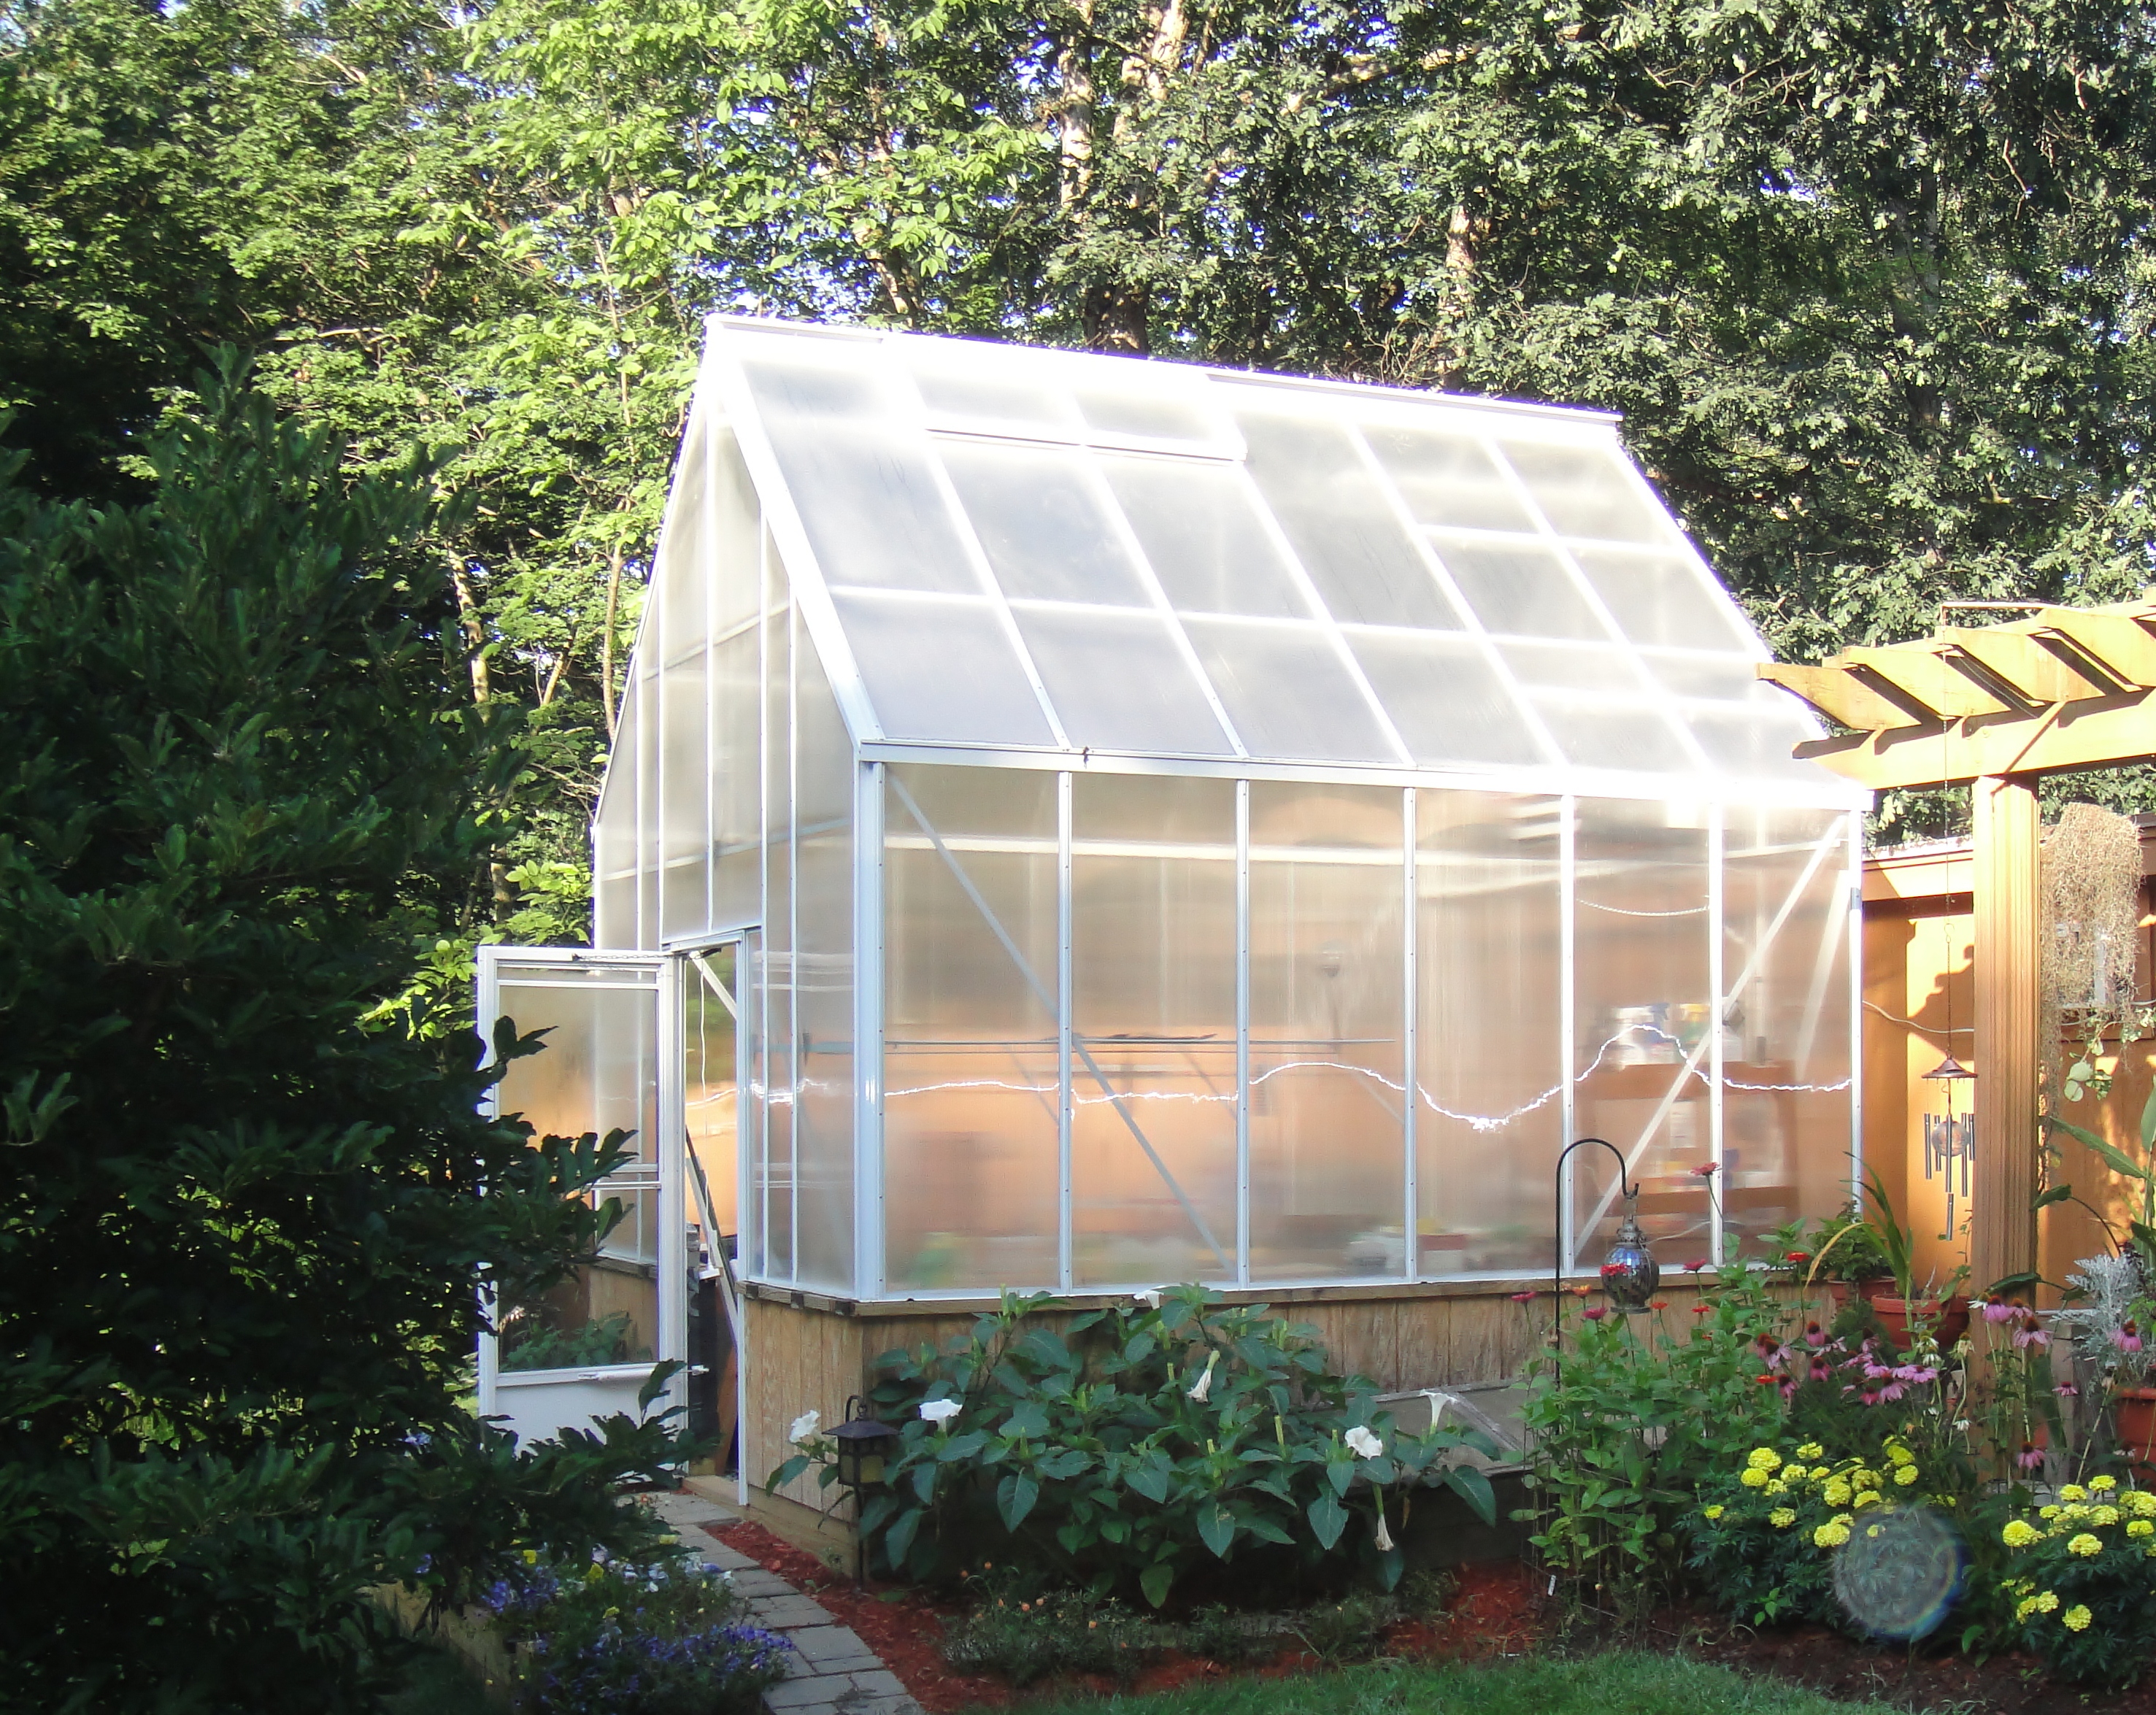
[466,316,1870,1525]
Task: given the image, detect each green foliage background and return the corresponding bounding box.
[7,0,2155,885]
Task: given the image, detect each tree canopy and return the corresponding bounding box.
[6,0,2152,870]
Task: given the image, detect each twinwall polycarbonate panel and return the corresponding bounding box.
[1571,798,1714,1261]
[1347,633,1547,768]
[793,626,855,1290]
[1364,424,1536,533]
[1685,707,1836,782]
[1070,774,1238,1286]
[1011,606,1236,755]
[1416,791,1564,1276]
[939,442,1152,607]
[1531,697,1698,776]
[711,428,763,635]
[711,625,761,926]
[1435,542,1611,641]
[1496,640,1649,694]
[744,360,977,596]
[1574,550,1755,652]
[884,766,1061,1292]
[1499,441,1671,544]
[659,646,710,939]
[1182,620,1395,763]
[1247,784,1406,1282]
[1721,808,1855,1260]
[1236,414,1463,631]
[1103,458,1309,619]
[828,592,1055,746]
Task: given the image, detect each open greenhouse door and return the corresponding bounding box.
[474,946,684,1447]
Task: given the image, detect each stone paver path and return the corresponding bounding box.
[647,1488,924,1715]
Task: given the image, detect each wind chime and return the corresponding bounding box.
[1921,908,1975,1244]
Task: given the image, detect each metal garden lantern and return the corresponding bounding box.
[831,1397,896,1585]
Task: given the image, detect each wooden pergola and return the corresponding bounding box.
[1760,596,2156,1292]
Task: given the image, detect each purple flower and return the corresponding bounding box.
[2017,1443,2046,1471]
[2057,1382,2081,1398]
[2115,1322,2144,1354]
[1982,1300,2018,1325]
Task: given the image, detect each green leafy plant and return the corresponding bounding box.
[1290,1589,1398,1662]
[503,1311,644,1372]
[773,1286,1495,1606]
[937,1581,1160,1686]
[1998,1479,2156,1686]
[1518,1263,1791,1616]
[2046,1086,2156,1274]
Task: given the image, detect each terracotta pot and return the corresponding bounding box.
[1827,1278,1902,1313]
[2115,1387,2156,1480]
[1870,1295,1971,1352]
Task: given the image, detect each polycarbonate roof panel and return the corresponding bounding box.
[702,317,1854,799]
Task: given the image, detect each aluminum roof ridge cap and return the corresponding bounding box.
[701,312,1625,428]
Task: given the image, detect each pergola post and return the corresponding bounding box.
[1971,774,2041,1292]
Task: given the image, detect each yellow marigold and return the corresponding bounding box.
[1796,1442,1825,1460]
[1740,1468,1770,1489]
[2126,1490,2156,1519]
[1885,1444,1915,1468]
[1766,1479,1788,1495]
[1814,1520,1852,1549]
[2093,1505,2120,1527]
[1747,1448,1783,1472]
[1853,1489,1882,1509]
[1824,1479,1853,1507]
[1770,1508,1796,1528]
[2016,1597,2042,1623]
[2060,1484,2090,1503]
[2091,1475,2118,1492]
[1895,1465,1920,1487]
[2069,1533,2103,1557]
[2033,1590,2060,1614]
[2063,1605,2093,1633]
[2128,1519,2153,1540]
[1852,1470,1882,1492]
[1781,1465,1808,1483]
[1703,1505,1725,1520]
[2041,1504,2063,1521]
[2003,1519,2042,1549]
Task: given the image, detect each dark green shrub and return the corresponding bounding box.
[777,1286,1496,1608]
[1181,1603,1279,1665]
[0,374,694,1711]
[2000,1481,2156,1686]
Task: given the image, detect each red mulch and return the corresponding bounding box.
[694,1527,2152,1715]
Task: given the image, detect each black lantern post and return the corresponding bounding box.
[1550,1137,1661,1358]
[830,1396,897,1587]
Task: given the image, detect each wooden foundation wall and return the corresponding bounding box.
[742,1276,1724,1538]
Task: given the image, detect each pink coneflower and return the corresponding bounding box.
[1864,1361,1895,1381]
[1880,1381,1908,1402]
[2057,1382,2081,1398]
[2115,1322,2144,1354]
[1859,1390,1881,1406]
[1811,1357,1833,1384]
[1982,1300,2018,1325]
[1804,1322,1827,1347]
[1895,1365,1940,1386]
[2017,1443,2046,1471]
[2014,1322,2050,1351]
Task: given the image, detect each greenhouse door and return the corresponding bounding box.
[474,947,684,1446]
[682,941,748,1484]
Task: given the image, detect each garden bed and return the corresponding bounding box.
[698,1516,2156,1715]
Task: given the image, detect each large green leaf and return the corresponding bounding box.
[1308,1489,1348,1550]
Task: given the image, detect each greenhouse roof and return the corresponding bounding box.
[702,315,1860,806]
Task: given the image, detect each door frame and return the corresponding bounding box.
[473,944,682,1441]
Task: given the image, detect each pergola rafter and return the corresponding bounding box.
[1759,596,2156,1294]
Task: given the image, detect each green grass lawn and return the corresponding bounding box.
[1000,1652,1894,1715]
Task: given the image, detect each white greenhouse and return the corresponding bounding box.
[474,318,1866,1498]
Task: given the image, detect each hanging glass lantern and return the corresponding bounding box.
[1599,1190,1660,1313]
